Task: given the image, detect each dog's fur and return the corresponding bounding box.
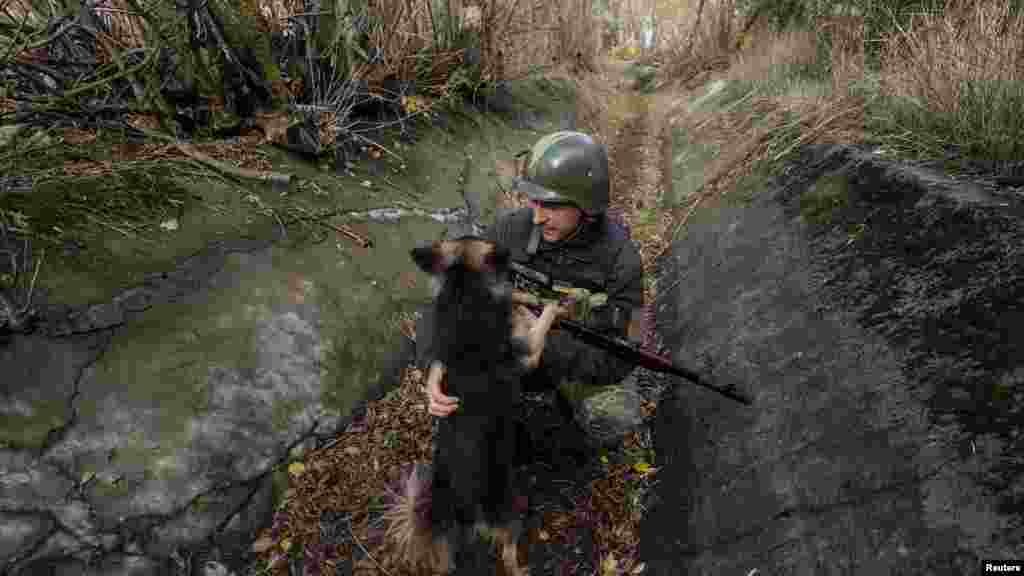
[408,237,543,576]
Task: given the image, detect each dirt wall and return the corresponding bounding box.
[639,143,1023,574]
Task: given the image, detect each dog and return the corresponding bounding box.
[402,236,558,575]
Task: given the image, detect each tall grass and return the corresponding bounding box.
[638,0,737,86]
[873,0,1024,163]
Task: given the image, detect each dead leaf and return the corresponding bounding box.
[266,553,285,570]
[252,536,274,553]
[601,552,619,575]
[632,461,655,475]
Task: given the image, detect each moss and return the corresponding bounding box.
[270,467,291,507]
[799,173,849,227]
[0,164,192,248]
[270,398,304,433]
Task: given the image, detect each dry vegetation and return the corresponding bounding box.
[655,0,1024,170]
[876,0,1024,162]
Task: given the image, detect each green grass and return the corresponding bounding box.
[869,80,1024,165]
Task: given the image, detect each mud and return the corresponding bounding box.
[638,142,1023,574]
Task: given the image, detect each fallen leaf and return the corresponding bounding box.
[252,536,274,553]
[267,554,285,570]
[344,446,361,456]
[601,553,618,575]
[287,462,306,477]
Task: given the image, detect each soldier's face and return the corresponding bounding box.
[530,200,582,243]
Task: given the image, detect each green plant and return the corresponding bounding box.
[871,0,1024,163]
[798,174,849,227]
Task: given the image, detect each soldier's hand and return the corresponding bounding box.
[424,361,459,417]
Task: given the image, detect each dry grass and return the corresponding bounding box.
[875,0,1024,161]
[644,0,737,88]
[727,27,819,86]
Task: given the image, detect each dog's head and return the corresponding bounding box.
[410,236,511,300]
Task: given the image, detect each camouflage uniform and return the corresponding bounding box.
[416,131,647,450]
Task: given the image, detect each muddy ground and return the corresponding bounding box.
[636,138,1023,574]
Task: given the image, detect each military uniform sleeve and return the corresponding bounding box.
[537,239,645,387]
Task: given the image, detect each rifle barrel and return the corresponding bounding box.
[511,268,753,405]
[556,318,753,405]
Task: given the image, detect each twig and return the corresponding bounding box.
[22,246,41,310]
[41,42,159,101]
[136,128,294,189]
[347,516,393,576]
[81,212,155,243]
[289,205,372,248]
[0,4,33,65]
[322,219,372,248]
[652,194,704,263]
[270,209,288,241]
[348,129,405,164]
[771,104,861,162]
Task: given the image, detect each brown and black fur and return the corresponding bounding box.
[409,237,530,576]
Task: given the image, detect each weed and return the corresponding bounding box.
[872,0,1024,163]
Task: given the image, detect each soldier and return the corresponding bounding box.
[418,130,647,458]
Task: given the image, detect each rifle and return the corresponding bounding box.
[508,261,753,406]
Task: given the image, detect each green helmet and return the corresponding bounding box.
[514,131,610,215]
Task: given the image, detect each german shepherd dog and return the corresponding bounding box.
[406,236,550,576]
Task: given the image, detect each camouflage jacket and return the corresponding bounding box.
[484,207,645,388]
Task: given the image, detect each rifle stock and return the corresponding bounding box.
[509,262,752,406]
